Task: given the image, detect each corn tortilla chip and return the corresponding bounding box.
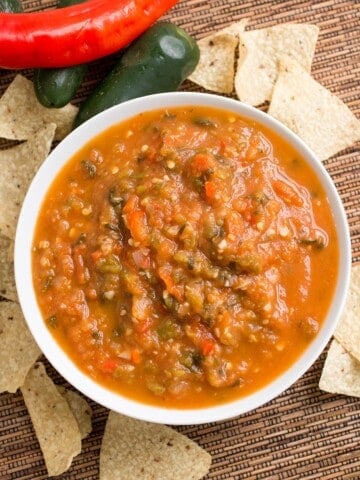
[319,339,360,398]
[189,20,248,94]
[235,23,319,106]
[268,58,360,160]
[0,235,17,301]
[334,264,360,362]
[0,74,78,141]
[0,301,41,393]
[57,386,93,440]
[21,362,82,476]
[100,412,211,480]
[189,33,238,93]
[220,19,248,37]
[0,123,55,239]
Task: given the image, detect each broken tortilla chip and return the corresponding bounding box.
[57,386,93,440]
[189,20,248,94]
[0,235,17,301]
[0,74,78,141]
[100,412,211,480]
[0,123,56,239]
[235,23,319,106]
[0,301,41,393]
[319,339,360,398]
[21,362,82,476]
[189,33,238,93]
[334,264,360,362]
[220,19,248,37]
[268,58,360,160]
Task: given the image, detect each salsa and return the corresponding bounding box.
[32,106,339,408]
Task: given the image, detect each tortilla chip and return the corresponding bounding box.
[0,123,55,239]
[189,20,248,94]
[220,19,248,37]
[334,264,360,361]
[0,235,17,301]
[100,412,212,480]
[319,339,360,398]
[0,301,41,393]
[0,74,78,141]
[57,386,93,440]
[268,58,360,160]
[235,23,319,106]
[21,362,82,476]
[189,33,238,93]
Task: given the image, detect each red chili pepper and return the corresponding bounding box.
[0,0,179,69]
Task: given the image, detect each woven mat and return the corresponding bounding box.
[0,1,359,479]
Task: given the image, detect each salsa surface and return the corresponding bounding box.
[33,106,339,408]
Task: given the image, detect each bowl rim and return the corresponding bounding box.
[15,91,352,425]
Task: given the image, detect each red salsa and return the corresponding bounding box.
[32,106,339,408]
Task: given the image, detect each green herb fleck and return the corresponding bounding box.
[46,315,57,328]
[81,160,97,178]
[193,117,216,127]
[108,187,123,207]
[299,237,325,249]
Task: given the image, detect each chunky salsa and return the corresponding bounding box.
[32,106,339,408]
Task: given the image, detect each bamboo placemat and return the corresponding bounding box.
[0,1,359,479]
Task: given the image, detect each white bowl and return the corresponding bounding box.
[15,92,351,425]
